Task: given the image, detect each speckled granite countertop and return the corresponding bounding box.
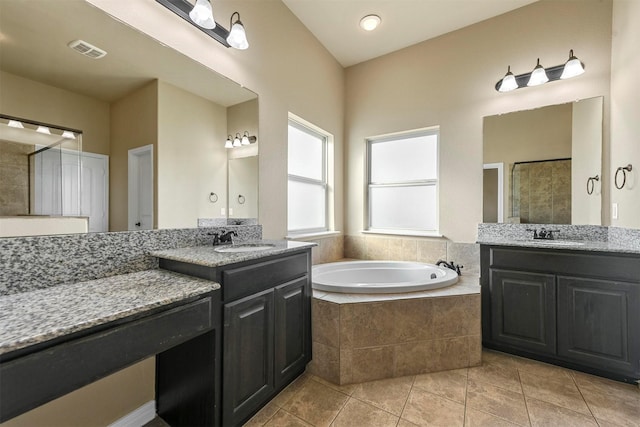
[0,270,219,356]
[150,239,316,267]
[476,239,640,254]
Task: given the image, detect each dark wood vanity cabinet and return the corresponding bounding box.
[159,249,312,426]
[481,245,640,383]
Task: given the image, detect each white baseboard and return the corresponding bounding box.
[108,400,156,427]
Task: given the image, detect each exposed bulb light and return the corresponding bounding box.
[498,66,518,92]
[36,126,51,135]
[241,131,250,145]
[360,14,381,31]
[560,49,585,79]
[233,133,241,147]
[7,120,24,128]
[527,58,549,87]
[227,12,249,50]
[225,135,233,148]
[189,0,216,29]
[62,130,76,139]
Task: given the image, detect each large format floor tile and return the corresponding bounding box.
[243,350,640,427]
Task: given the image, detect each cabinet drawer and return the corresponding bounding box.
[222,253,308,302]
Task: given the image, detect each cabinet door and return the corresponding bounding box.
[490,269,556,354]
[274,277,311,389]
[558,276,640,377]
[223,289,274,426]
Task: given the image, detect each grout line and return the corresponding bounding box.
[517,368,533,427]
[396,375,416,425]
[570,370,601,425]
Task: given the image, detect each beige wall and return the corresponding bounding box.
[88,0,345,240]
[572,96,603,225]
[611,0,640,228]
[345,0,612,242]
[227,98,259,160]
[110,80,159,231]
[157,81,228,228]
[1,358,154,427]
[0,71,110,155]
[484,103,572,221]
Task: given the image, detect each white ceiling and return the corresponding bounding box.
[282,0,538,67]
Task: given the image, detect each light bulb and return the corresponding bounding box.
[7,120,24,128]
[527,59,548,87]
[225,136,233,148]
[227,13,249,50]
[560,50,585,79]
[360,15,381,31]
[233,134,241,147]
[241,132,250,145]
[189,0,216,29]
[498,66,518,92]
[36,126,51,135]
[62,130,76,139]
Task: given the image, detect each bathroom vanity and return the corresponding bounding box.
[480,240,640,383]
[0,270,220,425]
[152,240,314,426]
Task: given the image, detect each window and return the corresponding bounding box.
[287,117,328,233]
[367,128,439,234]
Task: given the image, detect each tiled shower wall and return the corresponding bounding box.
[343,235,480,274]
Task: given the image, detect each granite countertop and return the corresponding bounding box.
[477,238,640,254]
[150,239,316,267]
[0,270,219,356]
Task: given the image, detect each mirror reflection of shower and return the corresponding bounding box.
[0,115,89,236]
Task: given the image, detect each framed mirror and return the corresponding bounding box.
[0,0,258,237]
[483,97,603,225]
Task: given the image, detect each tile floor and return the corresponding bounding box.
[244,349,640,427]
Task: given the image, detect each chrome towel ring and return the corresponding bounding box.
[237,194,246,204]
[614,164,633,189]
[586,175,599,195]
[209,192,218,203]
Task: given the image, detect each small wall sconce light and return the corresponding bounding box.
[156,0,249,49]
[496,49,585,92]
[225,131,257,149]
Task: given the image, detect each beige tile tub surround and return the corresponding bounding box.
[344,235,480,275]
[309,277,481,385]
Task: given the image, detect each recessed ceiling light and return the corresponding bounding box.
[360,15,381,31]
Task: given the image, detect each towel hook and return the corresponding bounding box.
[586,175,599,195]
[614,164,632,189]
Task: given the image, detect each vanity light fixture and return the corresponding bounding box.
[360,14,381,31]
[156,0,249,49]
[495,49,586,92]
[36,126,51,135]
[7,120,24,128]
[227,12,249,50]
[225,131,257,148]
[62,130,76,139]
[225,135,233,148]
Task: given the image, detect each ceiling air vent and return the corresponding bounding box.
[67,39,107,59]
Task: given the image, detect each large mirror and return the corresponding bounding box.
[483,97,603,225]
[0,0,258,237]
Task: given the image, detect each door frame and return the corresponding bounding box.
[128,144,154,230]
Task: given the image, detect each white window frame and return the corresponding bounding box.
[287,117,329,235]
[366,127,440,236]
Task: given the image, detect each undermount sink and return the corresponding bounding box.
[214,243,276,253]
[527,240,585,246]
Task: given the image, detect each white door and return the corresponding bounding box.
[81,153,109,232]
[128,145,154,230]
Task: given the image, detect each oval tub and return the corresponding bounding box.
[312,260,459,294]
